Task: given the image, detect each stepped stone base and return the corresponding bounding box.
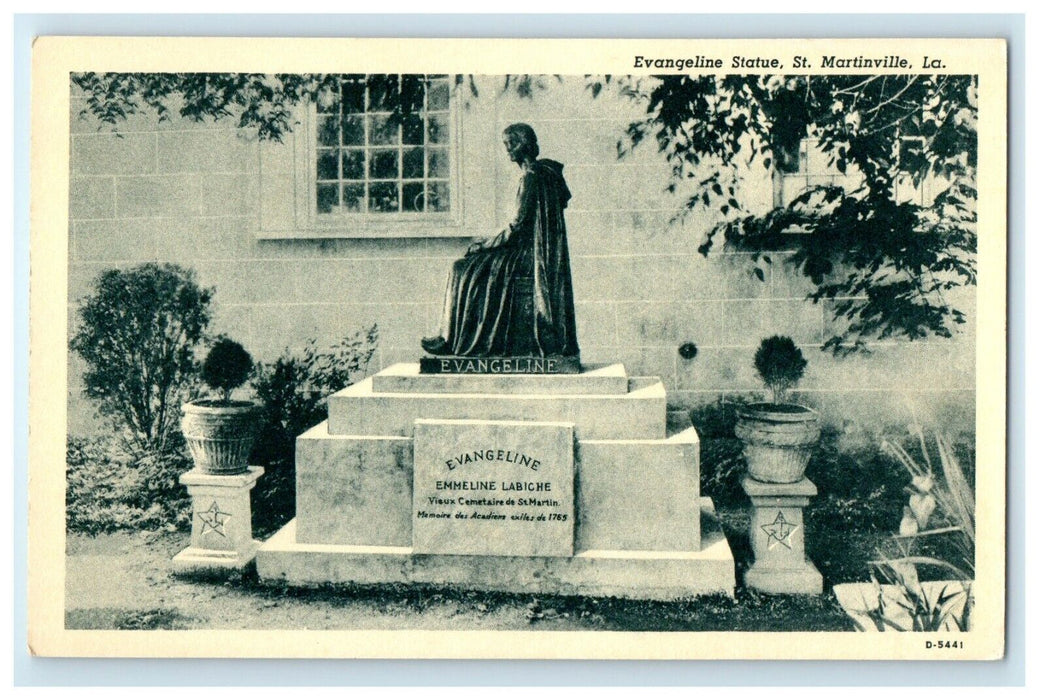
[328,375,666,440]
[256,499,735,600]
[256,361,736,599]
[294,417,703,550]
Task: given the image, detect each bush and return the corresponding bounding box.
[690,400,748,509]
[753,335,807,404]
[250,326,379,535]
[70,263,213,453]
[201,338,254,402]
[804,424,912,532]
[66,437,192,535]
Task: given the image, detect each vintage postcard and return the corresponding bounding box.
[28,36,1007,660]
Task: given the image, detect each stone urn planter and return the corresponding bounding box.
[181,337,259,475]
[735,402,820,483]
[181,400,260,475]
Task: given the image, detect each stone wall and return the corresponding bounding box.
[67,76,975,435]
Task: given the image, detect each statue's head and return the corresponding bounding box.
[502,123,539,163]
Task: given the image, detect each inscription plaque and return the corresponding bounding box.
[413,418,575,557]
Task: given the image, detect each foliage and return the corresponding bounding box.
[593,73,977,354]
[876,423,975,579]
[73,72,977,353]
[852,422,975,631]
[753,335,807,404]
[66,436,192,535]
[71,73,543,142]
[69,263,213,454]
[804,423,914,533]
[250,326,379,535]
[201,338,254,403]
[690,399,748,508]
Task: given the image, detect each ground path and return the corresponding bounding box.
[65,527,854,632]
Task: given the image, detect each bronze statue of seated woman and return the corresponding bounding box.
[422,123,580,368]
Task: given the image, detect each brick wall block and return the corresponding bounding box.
[69,177,115,219]
[115,174,200,218]
[375,257,459,303]
[189,217,255,261]
[616,301,722,348]
[157,130,257,174]
[676,346,764,393]
[201,173,259,217]
[574,301,618,348]
[570,256,632,302]
[73,219,161,262]
[721,299,823,346]
[297,259,384,303]
[72,133,156,177]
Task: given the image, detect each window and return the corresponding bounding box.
[772,137,860,208]
[773,135,936,209]
[313,74,455,218]
[894,135,933,206]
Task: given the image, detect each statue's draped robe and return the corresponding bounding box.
[437,159,579,357]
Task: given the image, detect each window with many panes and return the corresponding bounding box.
[314,74,454,216]
[774,135,934,208]
[774,137,859,207]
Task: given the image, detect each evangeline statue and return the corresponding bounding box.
[421,123,580,360]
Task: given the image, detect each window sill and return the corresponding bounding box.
[256,226,477,241]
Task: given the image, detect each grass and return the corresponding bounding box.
[64,505,871,632]
[66,607,196,630]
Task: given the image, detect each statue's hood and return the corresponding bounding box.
[533,159,565,176]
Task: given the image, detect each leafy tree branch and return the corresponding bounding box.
[73,72,977,354]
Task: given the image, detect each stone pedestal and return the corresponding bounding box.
[173,467,264,573]
[741,476,823,595]
[256,362,736,600]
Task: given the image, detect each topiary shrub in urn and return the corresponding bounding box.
[735,336,820,483]
[181,338,259,475]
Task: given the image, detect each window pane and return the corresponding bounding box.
[341,76,365,113]
[317,183,338,213]
[403,114,424,145]
[898,138,925,174]
[341,149,365,180]
[316,149,339,180]
[369,114,398,146]
[341,115,364,146]
[369,149,399,179]
[427,114,450,144]
[401,75,426,113]
[403,148,424,179]
[427,80,450,110]
[427,181,450,212]
[317,117,339,147]
[403,182,425,212]
[368,75,399,112]
[316,92,337,114]
[369,182,399,212]
[427,148,450,178]
[342,183,365,212]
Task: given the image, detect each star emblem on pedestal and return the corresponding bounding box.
[761,510,797,550]
[198,500,231,537]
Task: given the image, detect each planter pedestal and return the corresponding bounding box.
[173,467,264,574]
[742,476,823,595]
